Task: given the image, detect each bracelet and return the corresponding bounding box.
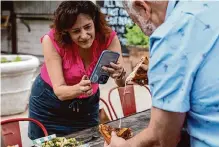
[116,68,126,80]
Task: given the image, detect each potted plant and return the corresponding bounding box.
[1,55,40,116]
[124,24,150,69]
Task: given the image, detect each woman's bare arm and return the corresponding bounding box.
[42,35,91,101]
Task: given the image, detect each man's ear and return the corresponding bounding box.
[133,0,151,19]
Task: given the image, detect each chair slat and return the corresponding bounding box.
[2,121,22,147]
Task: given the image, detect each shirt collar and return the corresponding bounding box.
[165,0,179,20]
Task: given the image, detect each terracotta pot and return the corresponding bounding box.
[127,45,148,56]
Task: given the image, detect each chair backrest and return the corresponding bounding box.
[1,118,48,147]
[99,98,113,122]
[1,134,6,147]
[108,84,151,119]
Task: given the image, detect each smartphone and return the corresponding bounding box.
[90,50,120,84]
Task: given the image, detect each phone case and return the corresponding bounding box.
[90,50,120,84]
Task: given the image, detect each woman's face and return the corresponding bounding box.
[68,13,95,49]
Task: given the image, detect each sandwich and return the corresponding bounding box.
[126,56,149,86]
[99,124,132,144]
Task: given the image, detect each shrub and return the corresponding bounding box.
[124,24,149,49]
[1,56,22,63]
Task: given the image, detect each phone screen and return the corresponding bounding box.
[90,50,120,84]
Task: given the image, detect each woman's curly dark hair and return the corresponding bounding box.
[51,1,112,48]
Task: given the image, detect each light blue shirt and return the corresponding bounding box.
[148,1,219,147]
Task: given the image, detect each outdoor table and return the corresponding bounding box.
[66,109,151,147]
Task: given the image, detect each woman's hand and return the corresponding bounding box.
[77,75,93,96]
[102,62,126,80]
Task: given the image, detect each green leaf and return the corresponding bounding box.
[1,56,22,63]
[13,56,22,62]
[1,57,9,63]
[124,24,149,48]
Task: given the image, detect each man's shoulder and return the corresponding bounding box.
[178,1,219,29]
[151,1,219,40]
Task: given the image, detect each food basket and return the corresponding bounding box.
[32,134,90,147]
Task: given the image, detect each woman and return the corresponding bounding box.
[28,1,126,140]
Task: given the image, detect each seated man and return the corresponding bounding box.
[106,0,219,147]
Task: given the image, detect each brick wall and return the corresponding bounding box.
[1,29,11,53]
[1,19,51,56]
[1,0,99,56]
[16,19,52,56]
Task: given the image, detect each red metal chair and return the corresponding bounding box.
[99,98,113,121]
[108,84,151,119]
[1,118,48,147]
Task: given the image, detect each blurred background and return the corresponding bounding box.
[1,1,149,58]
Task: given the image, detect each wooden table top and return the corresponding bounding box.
[66,109,151,147]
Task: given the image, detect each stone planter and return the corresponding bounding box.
[127,46,149,70]
[1,55,40,116]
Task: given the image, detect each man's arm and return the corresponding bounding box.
[127,106,186,147]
